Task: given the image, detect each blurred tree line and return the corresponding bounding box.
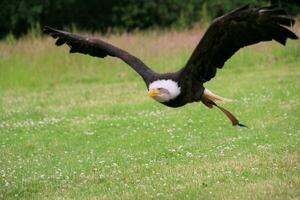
[0,0,299,39]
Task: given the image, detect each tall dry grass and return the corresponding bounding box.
[0,21,299,89]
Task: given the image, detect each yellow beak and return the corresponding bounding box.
[148,88,160,97]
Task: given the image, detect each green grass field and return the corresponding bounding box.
[0,26,300,199]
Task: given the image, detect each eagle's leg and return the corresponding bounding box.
[201,89,247,127]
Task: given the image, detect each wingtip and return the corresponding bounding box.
[43,26,51,33]
[290,18,296,27]
[43,26,60,35]
[291,31,299,40]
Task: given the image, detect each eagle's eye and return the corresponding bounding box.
[158,88,170,94]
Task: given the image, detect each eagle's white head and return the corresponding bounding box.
[148,79,181,102]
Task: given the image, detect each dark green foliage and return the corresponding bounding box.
[0,0,299,39]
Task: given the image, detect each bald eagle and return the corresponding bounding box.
[44,5,298,127]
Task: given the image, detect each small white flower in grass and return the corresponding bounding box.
[99,174,105,179]
[186,152,193,157]
[84,131,95,135]
[112,163,118,167]
[157,193,163,197]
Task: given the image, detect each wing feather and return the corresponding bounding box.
[179,5,298,83]
[43,26,157,83]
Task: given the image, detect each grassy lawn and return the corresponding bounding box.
[0,26,299,199]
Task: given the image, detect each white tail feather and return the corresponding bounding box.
[203,89,232,103]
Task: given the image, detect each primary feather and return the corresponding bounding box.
[43,26,157,84]
[179,5,298,83]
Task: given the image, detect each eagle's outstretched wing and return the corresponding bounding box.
[179,5,298,83]
[43,26,157,84]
